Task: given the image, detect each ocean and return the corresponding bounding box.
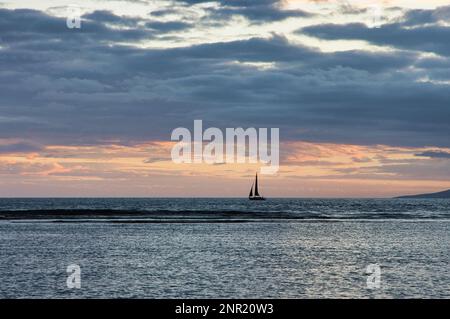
[0,198,449,298]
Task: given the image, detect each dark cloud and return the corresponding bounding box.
[150,8,182,17]
[0,7,449,149]
[416,151,450,159]
[0,142,42,154]
[174,0,278,6]
[301,22,450,56]
[175,0,311,23]
[83,10,142,27]
[300,6,450,57]
[145,20,192,32]
[205,5,311,23]
[177,0,250,3]
[139,34,415,71]
[0,9,152,43]
[402,6,450,26]
[144,157,170,163]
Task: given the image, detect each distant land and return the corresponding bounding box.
[396,189,450,199]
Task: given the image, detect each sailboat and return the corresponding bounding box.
[249,172,265,200]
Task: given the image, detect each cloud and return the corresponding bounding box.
[300,6,450,56]
[145,20,192,32]
[83,10,142,27]
[402,6,450,26]
[150,8,180,17]
[0,9,153,43]
[0,142,42,154]
[302,22,450,56]
[415,150,450,159]
[175,0,312,23]
[0,6,449,150]
[205,5,311,23]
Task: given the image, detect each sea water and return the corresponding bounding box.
[0,198,448,298]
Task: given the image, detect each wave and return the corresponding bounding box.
[0,208,448,222]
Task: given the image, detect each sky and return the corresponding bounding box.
[0,0,450,197]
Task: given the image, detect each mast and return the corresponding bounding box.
[254,173,260,197]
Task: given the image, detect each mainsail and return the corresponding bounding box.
[254,173,260,197]
[249,172,265,200]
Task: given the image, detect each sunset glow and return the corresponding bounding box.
[1,0,449,197]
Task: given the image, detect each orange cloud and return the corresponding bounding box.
[1,141,449,197]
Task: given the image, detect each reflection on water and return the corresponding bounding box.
[0,220,448,298]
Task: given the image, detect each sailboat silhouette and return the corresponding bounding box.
[249,173,265,200]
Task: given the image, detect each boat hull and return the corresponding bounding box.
[249,197,266,201]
